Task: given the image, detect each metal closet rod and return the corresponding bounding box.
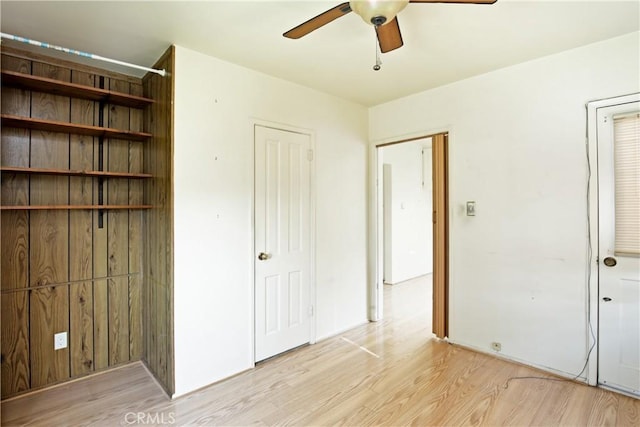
[1,33,167,77]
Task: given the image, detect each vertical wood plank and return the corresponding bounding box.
[69,282,94,376]
[157,281,168,386]
[157,62,170,389]
[1,292,30,398]
[29,287,69,388]
[29,62,70,287]
[152,58,164,386]
[69,70,96,376]
[1,56,31,292]
[93,75,109,371]
[142,46,174,393]
[128,82,143,360]
[1,207,30,291]
[128,276,142,360]
[432,133,449,338]
[107,276,129,366]
[1,55,32,399]
[1,55,31,171]
[143,71,158,373]
[69,69,95,281]
[107,79,131,365]
[28,62,71,388]
[93,279,108,371]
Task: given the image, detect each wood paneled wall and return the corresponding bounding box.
[142,46,175,395]
[0,50,147,398]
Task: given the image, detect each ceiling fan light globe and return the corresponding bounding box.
[349,0,409,26]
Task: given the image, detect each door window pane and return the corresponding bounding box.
[614,113,640,256]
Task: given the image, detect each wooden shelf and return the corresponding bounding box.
[1,166,152,179]
[1,114,152,142]
[1,205,152,210]
[1,70,154,108]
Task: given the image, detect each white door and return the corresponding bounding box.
[254,125,312,362]
[597,99,640,396]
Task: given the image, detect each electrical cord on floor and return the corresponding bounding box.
[503,339,595,390]
[504,114,597,391]
[503,330,596,389]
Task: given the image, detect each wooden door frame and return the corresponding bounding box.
[251,120,317,364]
[370,131,449,338]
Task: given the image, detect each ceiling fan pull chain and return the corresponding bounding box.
[373,30,382,71]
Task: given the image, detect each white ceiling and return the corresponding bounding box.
[1,0,638,106]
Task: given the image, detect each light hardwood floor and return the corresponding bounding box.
[2,275,638,426]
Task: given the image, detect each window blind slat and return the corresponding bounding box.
[614,113,640,256]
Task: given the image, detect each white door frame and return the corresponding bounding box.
[251,119,317,362]
[586,92,640,386]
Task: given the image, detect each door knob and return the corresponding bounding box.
[602,297,612,302]
[603,257,617,267]
[258,252,270,261]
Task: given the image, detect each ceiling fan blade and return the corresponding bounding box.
[409,0,497,4]
[376,17,403,53]
[283,2,352,39]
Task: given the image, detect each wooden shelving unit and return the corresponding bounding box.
[1,70,154,211]
[1,70,154,108]
[0,166,152,179]
[0,164,153,210]
[0,205,152,210]
[1,114,152,142]
[1,46,174,401]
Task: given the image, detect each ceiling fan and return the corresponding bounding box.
[284,0,497,54]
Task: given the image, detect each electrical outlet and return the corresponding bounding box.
[54,332,67,350]
[491,341,501,352]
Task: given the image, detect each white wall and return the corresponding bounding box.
[172,45,368,397]
[369,32,640,378]
[381,142,432,284]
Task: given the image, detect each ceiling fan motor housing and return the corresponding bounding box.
[349,0,410,26]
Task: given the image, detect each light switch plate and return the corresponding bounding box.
[466,201,476,216]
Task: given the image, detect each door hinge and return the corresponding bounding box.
[307,149,314,161]
[308,305,314,317]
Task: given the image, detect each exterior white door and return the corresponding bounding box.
[254,125,312,362]
[597,99,640,396]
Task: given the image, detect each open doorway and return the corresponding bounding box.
[373,133,449,338]
[379,138,434,326]
[381,139,433,285]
